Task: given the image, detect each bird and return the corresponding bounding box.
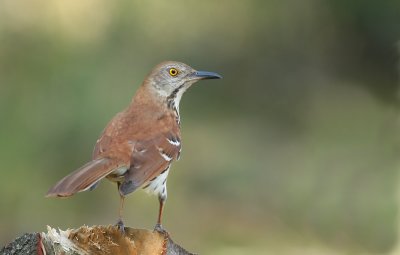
[46,61,222,232]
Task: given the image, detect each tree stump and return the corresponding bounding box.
[1,225,195,255]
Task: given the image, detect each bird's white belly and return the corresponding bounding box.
[143,167,170,197]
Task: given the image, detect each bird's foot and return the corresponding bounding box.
[153,223,169,237]
[154,224,169,255]
[116,219,125,234]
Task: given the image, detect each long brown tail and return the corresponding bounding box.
[46,158,126,197]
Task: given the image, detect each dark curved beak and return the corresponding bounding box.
[194,71,222,80]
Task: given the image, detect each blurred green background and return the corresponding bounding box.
[1,0,400,254]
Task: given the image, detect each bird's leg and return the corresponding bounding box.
[117,194,125,229]
[154,195,168,235]
[116,183,125,233]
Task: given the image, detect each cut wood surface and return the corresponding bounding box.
[1,225,195,255]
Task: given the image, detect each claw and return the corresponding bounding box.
[154,223,169,237]
[116,219,125,234]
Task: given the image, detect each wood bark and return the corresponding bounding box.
[1,226,195,255]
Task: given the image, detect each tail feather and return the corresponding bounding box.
[46,158,126,197]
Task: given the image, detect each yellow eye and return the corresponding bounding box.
[169,68,178,76]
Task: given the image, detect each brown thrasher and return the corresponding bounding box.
[46,61,222,232]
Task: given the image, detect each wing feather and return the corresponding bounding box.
[46,158,127,197]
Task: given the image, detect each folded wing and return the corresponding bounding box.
[118,132,181,195]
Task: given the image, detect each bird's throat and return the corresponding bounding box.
[166,85,186,126]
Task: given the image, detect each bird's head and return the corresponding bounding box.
[144,61,222,106]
